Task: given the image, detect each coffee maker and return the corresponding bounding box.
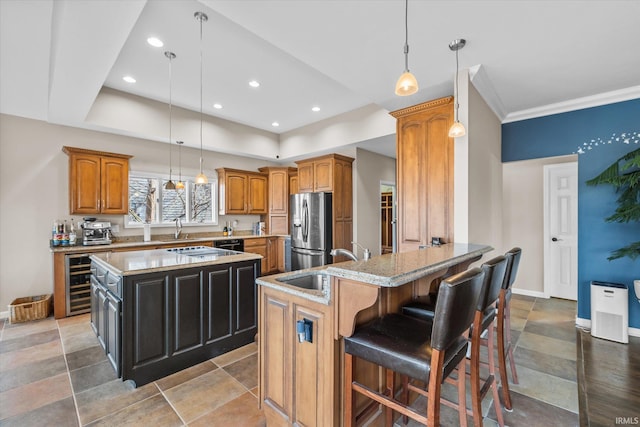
[81,218,112,245]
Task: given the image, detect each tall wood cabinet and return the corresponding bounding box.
[295,154,354,261]
[381,192,393,254]
[390,97,455,252]
[216,168,268,215]
[62,146,132,215]
[259,167,296,235]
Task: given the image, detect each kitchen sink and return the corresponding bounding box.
[276,272,328,290]
[166,246,240,257]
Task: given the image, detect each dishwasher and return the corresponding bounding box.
[214,238,244,252]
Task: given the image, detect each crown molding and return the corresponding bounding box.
[468,64,507,122]
[503,85,640,123]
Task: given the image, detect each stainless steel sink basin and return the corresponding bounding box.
[276,272,328,290]
[166,246,240,257]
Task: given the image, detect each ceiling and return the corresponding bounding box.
[1,0,639,160]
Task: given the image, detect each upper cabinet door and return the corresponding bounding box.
[71,153,101,213]
[297,162,314,193]
[248,174,268,214]
[101,157,129,214]
[226,172,248,214]
[313,159,333,192]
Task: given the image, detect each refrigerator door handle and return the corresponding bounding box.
[302,199,309,242]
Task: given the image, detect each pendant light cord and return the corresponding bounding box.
[169,53,173,177]
[403,0,409,72]
[454,46,459,121]
[199,14,204,174]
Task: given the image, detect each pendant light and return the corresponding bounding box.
[164,51,177,190]
[194,11,208,185]
[175,140,185,190]
[448,39,467,138]
[394,0,418,96]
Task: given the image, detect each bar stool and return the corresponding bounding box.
[344,267,484,427]
[401,256,508,426]
[497,247,522,411]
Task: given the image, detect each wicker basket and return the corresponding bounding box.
[8,294,52,324]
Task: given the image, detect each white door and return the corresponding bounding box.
[544,162,578,300]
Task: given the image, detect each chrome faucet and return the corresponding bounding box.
[352,241,372,260]
[330,248,358,261]
[174,217,182,239]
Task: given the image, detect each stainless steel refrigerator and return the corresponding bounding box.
[290,192,332,270]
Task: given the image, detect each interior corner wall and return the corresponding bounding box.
[467,81,502,261]
[501,98,640,328]
[353,148,396,257]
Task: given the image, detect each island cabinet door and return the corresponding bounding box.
[125,273,171,369]
[172,270,205,354]
[234,260,259,333]
[205,265,233,343]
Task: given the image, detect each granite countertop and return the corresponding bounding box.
[50,233,287,254]
[256,243,493,304]
[90,247,262,276]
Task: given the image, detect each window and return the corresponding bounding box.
[127,173,217,226]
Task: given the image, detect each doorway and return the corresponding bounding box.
[544,162,578,300]
[380,182,396,254]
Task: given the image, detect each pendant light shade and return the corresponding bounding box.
[194,11,208,185]
[395,0,418,96]
[164,51,177,190]
[448,38,467,138]
[175,140,185,190]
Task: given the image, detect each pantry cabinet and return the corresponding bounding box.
[63,146,132,215]
[217,168,268,215]
[259,167,297,235]
[390,97,455,252]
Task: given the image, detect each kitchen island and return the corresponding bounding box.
[256,243,492,427]
[90,246,261,387]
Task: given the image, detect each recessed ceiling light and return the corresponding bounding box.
[311,106,321,112]
[147,37,163,47]
[249,80,260,88]
[272,122,279,127]
[122,76,136,83]
[213,103,222,109]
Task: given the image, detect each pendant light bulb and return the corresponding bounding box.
[194,11,208,185]
[164,51,177,190]
[448,38,467,138]
[395,0,418,96]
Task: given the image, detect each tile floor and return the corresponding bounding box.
[0,295,580,426]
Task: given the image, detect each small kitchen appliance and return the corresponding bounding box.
[81,219,112,245]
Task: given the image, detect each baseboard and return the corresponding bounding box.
[575,317,640,338]
[512,288,547,298]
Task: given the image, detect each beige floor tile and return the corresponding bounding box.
[88,394,182,427]
[224,353,258,389]
[0,339,63,372]
[56,313,91,329]
[0,372,72,420]
[155,360,218,391]
[516,331,576,361]
[212,342,257,367]
[189,391,265,427]
[57,319,94,340]
[75,378,159,425]
[509,365,578,414]
[1,317,57,341]
[527,308,575,324]
[164,368,246,423]
[61,330,100,354]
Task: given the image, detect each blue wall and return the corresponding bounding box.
[502,98,640,328]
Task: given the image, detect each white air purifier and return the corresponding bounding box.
[591,281,628,344]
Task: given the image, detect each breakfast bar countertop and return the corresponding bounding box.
[327,243,492,287]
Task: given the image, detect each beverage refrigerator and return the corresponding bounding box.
[290,192,332,270]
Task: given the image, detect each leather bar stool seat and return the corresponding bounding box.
[344,267,484,427]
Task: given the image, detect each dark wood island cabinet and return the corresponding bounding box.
[90,247,261,387]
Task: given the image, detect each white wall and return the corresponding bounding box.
[353,148,396,257]
[0,114,280,309]
[502,154,577,294]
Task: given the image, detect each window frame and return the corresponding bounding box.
[125,171,218,228]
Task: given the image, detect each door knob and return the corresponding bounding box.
[551,237,563,242]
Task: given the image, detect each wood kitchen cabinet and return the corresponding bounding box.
[63,146,132,215]
[245,237,279,275]
[295,153,354,262]
[259,167,296,235]
[217,168,268,215]
[259,284,338,427]
[289,171,299,196]
[391,97,455,252]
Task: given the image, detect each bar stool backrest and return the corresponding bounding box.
[431,267,484,352]
[478,256,508,312]
[502,248,522,291]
